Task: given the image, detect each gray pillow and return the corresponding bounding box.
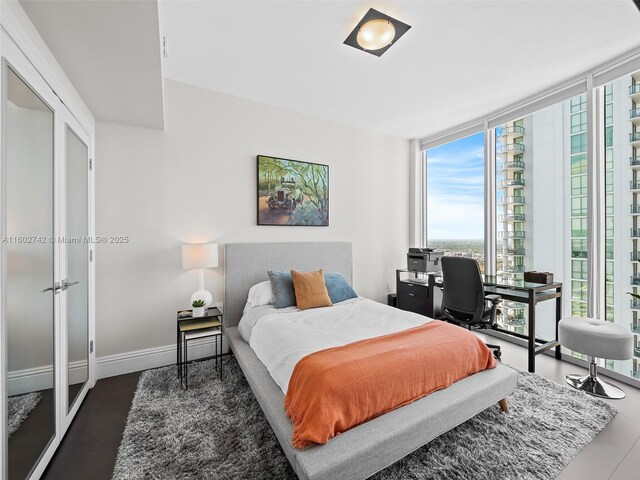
[267,270,296,309]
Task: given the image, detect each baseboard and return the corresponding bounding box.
[69,360,89,385]
[7,365,53,396]
[96,335,229,379]
[7,360,88,396]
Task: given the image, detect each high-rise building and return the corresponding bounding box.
[492,72,640,381]
[629,71,640,378]
[497,120,527,332]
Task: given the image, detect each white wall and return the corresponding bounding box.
[95,80,410,362]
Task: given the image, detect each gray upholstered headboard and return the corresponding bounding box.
[223,242,352,329]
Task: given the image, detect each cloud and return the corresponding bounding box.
[425,132,485,239]
[427,193,484,239]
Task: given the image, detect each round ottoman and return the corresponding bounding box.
[558,317,633,399]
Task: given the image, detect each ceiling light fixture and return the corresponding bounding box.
[344,8,411,57]
[357,19,395,51]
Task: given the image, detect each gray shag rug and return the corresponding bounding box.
[113,356,616,480]
[8,391,42,437]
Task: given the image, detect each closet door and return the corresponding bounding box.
[61,117,92,424]
[2,44,62,480]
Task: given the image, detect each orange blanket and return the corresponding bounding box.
[284,321,496,449]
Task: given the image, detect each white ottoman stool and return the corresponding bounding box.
[558,317,633,399]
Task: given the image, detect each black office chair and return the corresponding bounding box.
[440,256,502,360]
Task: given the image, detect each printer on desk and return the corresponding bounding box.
[407,248,444,273]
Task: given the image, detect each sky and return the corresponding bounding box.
[426,132,484,240]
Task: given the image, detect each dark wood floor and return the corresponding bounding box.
[9,389,55,480]
[9,383,88,480]
[42,372,141,480]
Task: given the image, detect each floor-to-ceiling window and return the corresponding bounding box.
[493,94,589,341]
[605,70,640,379]
[569,94,589,321]
[425,132,485,272]
[421,52,640,386]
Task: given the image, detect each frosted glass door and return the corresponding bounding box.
[4,66,55,480]
[65,127,89,412]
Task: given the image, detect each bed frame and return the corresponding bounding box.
[224,242,518,480]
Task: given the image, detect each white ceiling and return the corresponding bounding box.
[161,0,640,140]
[20,0,165,129]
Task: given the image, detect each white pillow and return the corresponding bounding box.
[247,280,274,307]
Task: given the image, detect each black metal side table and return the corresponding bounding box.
[176,307,223,389]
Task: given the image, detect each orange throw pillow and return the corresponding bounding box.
[290,269,333,310]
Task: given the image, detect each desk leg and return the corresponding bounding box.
[555,285,562,360]
[528,291,536,373]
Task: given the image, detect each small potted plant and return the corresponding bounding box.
[192,299,206,318]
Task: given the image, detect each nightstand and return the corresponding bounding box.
[176,307,223,389]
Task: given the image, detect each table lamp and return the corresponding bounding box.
[182,243,218,308]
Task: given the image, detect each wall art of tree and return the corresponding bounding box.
[258,156,328,226]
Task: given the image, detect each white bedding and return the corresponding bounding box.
[238,297,431,393]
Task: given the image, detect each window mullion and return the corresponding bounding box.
[485,122,497,275]
[587,76,605,320]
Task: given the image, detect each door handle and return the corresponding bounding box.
[43,281,79,294]
[42,283,65,294]
[58,280,79,292]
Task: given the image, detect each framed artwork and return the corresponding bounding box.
[257,155,329,226]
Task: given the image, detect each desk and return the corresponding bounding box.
[424,273,562,373]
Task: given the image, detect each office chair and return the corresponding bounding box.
[440,256,502,360]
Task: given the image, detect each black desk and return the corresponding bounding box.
[423,273,562,373]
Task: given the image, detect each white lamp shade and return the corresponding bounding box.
[182,243,219,270]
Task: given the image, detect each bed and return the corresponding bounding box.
[224,242,518,480]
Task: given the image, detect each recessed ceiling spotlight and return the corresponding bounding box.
[344,8,411,57]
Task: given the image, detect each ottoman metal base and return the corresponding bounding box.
[565,357,625,400]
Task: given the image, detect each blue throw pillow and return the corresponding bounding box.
[324,272,357,304]
[267,270,296,309]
